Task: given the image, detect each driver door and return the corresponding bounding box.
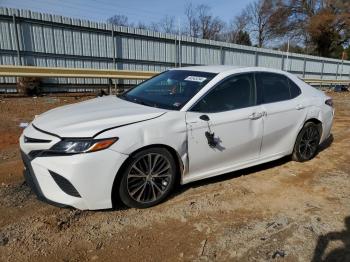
[185,73,264,182]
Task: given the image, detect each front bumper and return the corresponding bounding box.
[21,151,68,208]
[20,127,129,210]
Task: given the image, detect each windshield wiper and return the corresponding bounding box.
[138,99,159,108]
[125,95,159,108]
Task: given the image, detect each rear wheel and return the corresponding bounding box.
[118,148,177,208]
[292,122,321,162]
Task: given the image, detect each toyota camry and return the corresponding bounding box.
[20,66,334,209]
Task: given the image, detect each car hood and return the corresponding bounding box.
[32,96,167,138]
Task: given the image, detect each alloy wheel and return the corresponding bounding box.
[298,126,320,160]
[126,153,172,203]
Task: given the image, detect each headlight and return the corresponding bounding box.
[50,138,118,154]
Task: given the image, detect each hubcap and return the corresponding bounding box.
[127,153,172,203]
[299,126,319,159]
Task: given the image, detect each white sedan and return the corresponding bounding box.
[20,66,334,210]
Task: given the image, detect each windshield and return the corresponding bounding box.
[120,70,217,110]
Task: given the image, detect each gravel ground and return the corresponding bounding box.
[0,92,349,262]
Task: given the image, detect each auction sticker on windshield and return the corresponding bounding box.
[184,76,207,82]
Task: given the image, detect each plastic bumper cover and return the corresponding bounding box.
[20,149,128,210]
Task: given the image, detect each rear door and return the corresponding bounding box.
[185,73,264,181]
[256,73,307,157]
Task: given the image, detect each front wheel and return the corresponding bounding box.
[118,148,177,208]
[292,122,321,162]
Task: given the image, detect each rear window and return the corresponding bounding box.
[289,79,302,98]
[256,73,301,104]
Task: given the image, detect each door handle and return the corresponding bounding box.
[249,112,263,120]
[296,104,305,110]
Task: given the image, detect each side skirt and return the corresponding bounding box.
[182,151,290,185]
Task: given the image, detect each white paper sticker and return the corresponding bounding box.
[184,76,207,82]
[19,122,29,129]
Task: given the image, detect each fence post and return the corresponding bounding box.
[174,37,177,67]
[111,29,117,93]
[12,15,22,65]
[255,51,259,66]
[302,58,307,78]
[335,62,339,80]
[112,29,116,66]
[178,37,181,67]
[340,59,344,79]
[108,78,112,94]
[281,53,285,70]
[220,46,225,65]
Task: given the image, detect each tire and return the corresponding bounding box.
[292,122,321,162]
[118,147,177,208]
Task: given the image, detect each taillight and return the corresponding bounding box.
[325,98,333,108]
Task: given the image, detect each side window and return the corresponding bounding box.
[288,79,302,98]
[191,73,256,113]
[256,73,291,103]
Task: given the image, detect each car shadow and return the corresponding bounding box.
[317,134,334,155]
[170,133,334,200]
[171,156,290,199]
[312,216,350,262]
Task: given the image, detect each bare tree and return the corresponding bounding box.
[242,0,289,47]
[107,14,175,34]
[197,5,225,40]
[244,0,272,47]
[135,22,149,30]
[158,15,176,34]
[143,16,176,34]
[184,3,225,40]
[184,3,200,37]
[226,10,250,43]
[107,14,129,26]
[148,22,160,32]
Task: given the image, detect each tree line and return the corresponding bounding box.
[107,0,350,59]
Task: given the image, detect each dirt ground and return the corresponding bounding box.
[0,92,349,262]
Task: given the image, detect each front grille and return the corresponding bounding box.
[49,171,81,198]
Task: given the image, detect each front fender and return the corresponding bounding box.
[95,111,188,181]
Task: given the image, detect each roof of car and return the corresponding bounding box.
[171,65,286,75]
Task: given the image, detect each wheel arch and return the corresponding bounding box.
[111,144,184,208]
[292,118,323,162]
[304,118,323,138]
[291,117,323,155]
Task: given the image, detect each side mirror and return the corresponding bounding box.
[199,115,210,121]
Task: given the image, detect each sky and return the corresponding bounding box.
[0,0,249,28]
